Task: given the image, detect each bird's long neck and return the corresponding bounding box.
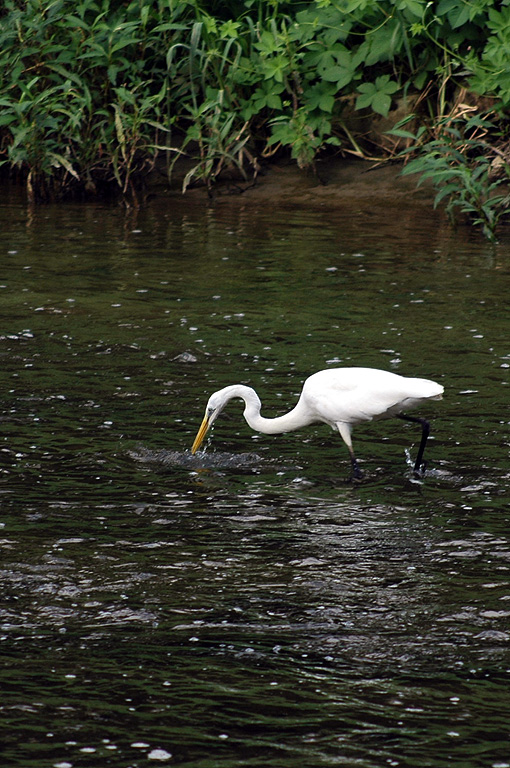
[221,384,313,435]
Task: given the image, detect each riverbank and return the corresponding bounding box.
[0,155,433,213]
[157,155,435,213]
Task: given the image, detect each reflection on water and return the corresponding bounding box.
[1,189,510,767]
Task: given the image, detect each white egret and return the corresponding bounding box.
[191,367,444,478]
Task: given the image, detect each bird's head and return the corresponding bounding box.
[190,391,226,454]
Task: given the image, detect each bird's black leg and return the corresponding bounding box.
[349,452,363,480]
[397,414,430,475]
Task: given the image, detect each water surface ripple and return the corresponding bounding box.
[1,191,510,768]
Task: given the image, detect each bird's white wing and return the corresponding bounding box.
[302,368,441,426]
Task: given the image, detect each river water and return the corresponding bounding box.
[1,178,510,768]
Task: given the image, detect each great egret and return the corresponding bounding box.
[191,367,444,478]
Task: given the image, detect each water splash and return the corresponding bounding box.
[128,446,268,470]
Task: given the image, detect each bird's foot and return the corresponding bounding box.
[349,457,363,481]
[413,460,428,478]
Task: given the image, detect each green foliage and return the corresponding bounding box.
[177,91,255,193]
[268,108,340,169]
[396,113,510,241]
[0,0,180,201]
[0,0,510,206]
[356,75,400,116]
[467,5,510,105]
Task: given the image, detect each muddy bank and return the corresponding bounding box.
[0,155,435,213]
[159,155,435,212]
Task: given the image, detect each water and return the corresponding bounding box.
[1,181,510,768]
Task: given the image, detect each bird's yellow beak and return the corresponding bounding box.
[191,415,210,455]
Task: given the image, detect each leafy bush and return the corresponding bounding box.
[394,110,510,240]
[0,0,179,201]
[0,0,509,216]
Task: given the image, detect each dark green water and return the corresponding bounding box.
[1,183,510,768]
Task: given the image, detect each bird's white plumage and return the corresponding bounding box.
[191,367,444,477]
[301,368,443,426]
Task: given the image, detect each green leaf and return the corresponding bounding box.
[372,91,392,116]
[322,65,344,82]
[397,0,424,19]
[0,113,17,127]
[266,93,282,110]
[49,152,80,180]
[433,183,462,206]
[355,90,375,110]
[219,20,241,39]
[376,76,399,95]
[319,93,335,112]
[389,127,419,139]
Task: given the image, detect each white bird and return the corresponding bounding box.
[191,367,444,478]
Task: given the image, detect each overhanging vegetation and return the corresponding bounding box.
[1,0,509,235]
